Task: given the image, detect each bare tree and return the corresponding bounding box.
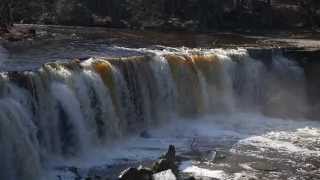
[297,0,320,28]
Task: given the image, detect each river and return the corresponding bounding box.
[0,26,320,180]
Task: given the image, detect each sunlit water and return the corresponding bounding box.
[0,41,142,71]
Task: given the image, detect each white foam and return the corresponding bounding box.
[46,112,320,180]
[180,160,227,179]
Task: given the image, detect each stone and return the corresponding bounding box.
[185,176,196,180]
[204,151,216,162]
[119,168,139,180]
[152,159,177,175]
[152,169,176,180]
[118,167,153,180]
[140,130,152,138]
[153,145,178,174]
[68,166,80,177]
[137,166,153,180]
[165,145,176,162]
[184,177,196,180]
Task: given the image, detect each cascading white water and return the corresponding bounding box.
[0,45,8,67]
[0,98,41,180]
[0,48,311,180]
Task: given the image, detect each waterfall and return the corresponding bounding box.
[0,48,309,180]
[0,45,8,67]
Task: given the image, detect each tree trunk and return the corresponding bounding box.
[0,0,13,31]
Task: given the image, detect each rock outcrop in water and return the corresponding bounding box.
[153,145,178,175]
[0,48,312,180]
[119,145,178,180]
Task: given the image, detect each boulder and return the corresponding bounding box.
[140,130,152,138]
[119,145,178,180]
[118,167,153,180]
[137,166,153,180]
[153,159,172,172]
[184,177,196,180]
[152,169,176,180]
[165,145,176,162]
[152,159,177,175]
[153,145,178,174]
[119,168,139,180]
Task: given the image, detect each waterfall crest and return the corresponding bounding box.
[0,48,309,180]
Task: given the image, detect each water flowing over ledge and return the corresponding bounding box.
[0,48,315,180]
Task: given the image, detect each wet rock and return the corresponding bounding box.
[118,167,152,180]
[204,151,216,162]
[118,168,139,180]
[137,166,153,180]
[69,166,81,178]
[153,159,171,172]
[203,151,227,162]
[152,169,177,180]
[153,145,178,174]
[85,175,110,180]
[118,145,178,180]
[140,130,152,138]
[165,145,176,162]
[152,159,178,175]
[216,152,227,160]
[184,177,196,180]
